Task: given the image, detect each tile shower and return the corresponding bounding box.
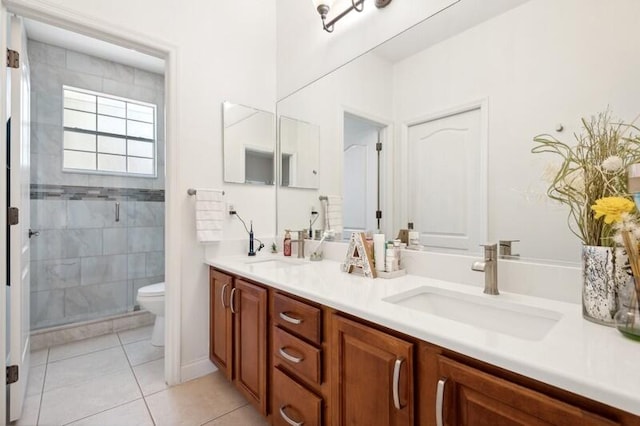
[28,40,165,330]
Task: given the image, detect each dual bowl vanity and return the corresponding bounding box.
[205,253,640,425]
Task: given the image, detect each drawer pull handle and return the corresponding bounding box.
[436,378,447,426]
[392,357,404,410]
[279,312,302,325]
[279,347,304,364]
[279,405,304,426]
[230,288,237,314]
[220,283,228,308]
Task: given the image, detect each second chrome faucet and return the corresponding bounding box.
[471,243,499,295]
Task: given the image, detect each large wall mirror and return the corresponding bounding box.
[223,101,275,185]
[276,0,640,263]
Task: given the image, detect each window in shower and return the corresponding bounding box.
[62,86,157,176]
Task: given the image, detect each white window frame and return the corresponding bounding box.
[62,85,158,177]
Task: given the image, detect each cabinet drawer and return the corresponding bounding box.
[273,325,322,385]
[273,367,322,426]
[273,292,322,345]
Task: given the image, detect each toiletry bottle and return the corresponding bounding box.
[248,221,256,256]
[408,222,420,247]
[284,231,292,257]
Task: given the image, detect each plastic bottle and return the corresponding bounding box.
[283,231,292,257]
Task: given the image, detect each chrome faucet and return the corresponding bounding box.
[471,244,499,295]
[289,230,306,259]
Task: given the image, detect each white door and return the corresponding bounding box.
[407,107,485,251]
[8,15,31,422]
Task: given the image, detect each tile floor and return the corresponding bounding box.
[15,325,267,426]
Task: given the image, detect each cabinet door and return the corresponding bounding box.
[234,279,268,415]
[437,356,618,426]
[210,269,233,380]
[332,315,414,426]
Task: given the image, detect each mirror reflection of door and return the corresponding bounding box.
[407,106,485,251]
[343,112,386,240]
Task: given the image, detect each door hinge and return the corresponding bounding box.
[7,49,19,68]
[376,210,382,219]
[8,207,19,225]
[376,142,382,152]
[6,365,18,385]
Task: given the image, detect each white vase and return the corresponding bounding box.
[582,245,629,326]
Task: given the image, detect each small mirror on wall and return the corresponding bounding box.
[279,116,320,189]
[223,101,275,185]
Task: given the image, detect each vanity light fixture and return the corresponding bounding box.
[312,0,392,33]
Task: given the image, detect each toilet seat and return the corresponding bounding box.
[138,282,164,297]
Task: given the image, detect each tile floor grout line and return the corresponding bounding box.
[118,329,158,426]
[59,397,148,426]
[47,342,122,364]
[199,402,251,426]
[35,348,50,426]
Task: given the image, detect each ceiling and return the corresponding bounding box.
[24,18,165,74]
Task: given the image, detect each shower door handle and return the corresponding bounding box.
[28,229,40,238]
[115,202,120,222]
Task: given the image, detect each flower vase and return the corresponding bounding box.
[614,277,640,341]
[582,245,628,326]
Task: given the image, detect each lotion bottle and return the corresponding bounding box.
[283,231,292,256]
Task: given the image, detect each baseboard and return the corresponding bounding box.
[180,357,218,383]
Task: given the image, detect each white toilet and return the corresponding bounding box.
[137,282,165,347]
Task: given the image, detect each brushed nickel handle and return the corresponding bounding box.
[220,284,228,308]
[279,312,302,325]
[230,288,237,314]
[115,202,120,222]
[279,347,304,364]
[436,378,447,426]
[279,405,303,426]
[392,357,404,410]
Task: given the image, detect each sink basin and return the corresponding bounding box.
[383,286,562,341]
[245,258,306,268]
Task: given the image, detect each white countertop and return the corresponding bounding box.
[205,253,640,416]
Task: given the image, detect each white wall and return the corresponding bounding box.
[393,0,640,262]
[276,0,458,99]
[10,0,277,379]
[277,52,394,237]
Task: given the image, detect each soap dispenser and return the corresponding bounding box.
[284,230,292,257]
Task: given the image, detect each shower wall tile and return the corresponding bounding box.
[30,229,61,261]
[28,40,66,68]
[61,69,104,93]
[67,200,126,228]
[128,201,165,226]
[31,199,67,229]
[134,69,164,89]
[81,255,127,286]
[64,281,128,318]
[62,229,104,258]
[127,253,146,280]
[102,78,157,105]
[31,290,65,325]
[30,61,64,95]
[145,251,165,277]
[103,228,128,255]
[32,153,90,187]
[35,93,62,126]
[87,174,156,190]
[31,258,80,291]
[31,123,63,157]
[128,227,164,253]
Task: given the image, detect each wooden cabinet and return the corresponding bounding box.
[209,271,267,415]
[331,314,414,426]
[272,367,323,426]
[434,356,619,426]
[209,269,233,380]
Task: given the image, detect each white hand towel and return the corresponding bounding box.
[195,189,225,242]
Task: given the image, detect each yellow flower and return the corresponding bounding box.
[591,197,636,224]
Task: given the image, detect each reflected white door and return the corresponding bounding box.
[407,107,484,251]
[8,15,31,422]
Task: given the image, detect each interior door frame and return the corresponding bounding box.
[338,105,394,238]
[1,3,9,423]
[398,98,489,247]
[0,0,182,403]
